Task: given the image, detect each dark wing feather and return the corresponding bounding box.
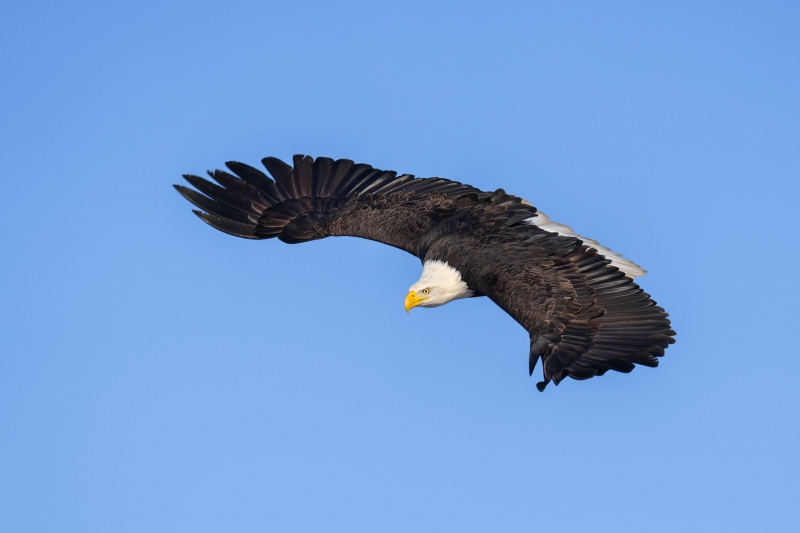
[292,154,314,198]
[261,156,296,199]
[174,185,255,225]
[177,154,483,256]
[320,158,355,197]
[310,157,333,197]
[355,170,399,195]
[429,218,675,390]
[331,163,374,197]
[224,161,284,205]
[182,174,261,217]
[192,210,259,239]
[209,170,270,210]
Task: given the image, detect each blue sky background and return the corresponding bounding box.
[2,1,798,531]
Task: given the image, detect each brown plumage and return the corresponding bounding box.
[175,154,675,391]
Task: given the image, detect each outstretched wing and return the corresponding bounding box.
[436,221,675,390]
[174,154,485,257]
[176,153,676,390]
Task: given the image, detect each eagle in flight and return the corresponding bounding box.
[175,154,675,391]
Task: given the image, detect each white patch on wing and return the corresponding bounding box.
[525,211,647,278]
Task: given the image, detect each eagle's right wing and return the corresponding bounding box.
[174,154,485,257]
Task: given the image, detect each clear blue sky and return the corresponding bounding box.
[2,1,798,531]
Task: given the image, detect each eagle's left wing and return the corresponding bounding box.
[441,222,675,390]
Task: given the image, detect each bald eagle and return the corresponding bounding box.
[175,154,675,391]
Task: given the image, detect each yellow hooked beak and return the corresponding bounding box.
[404,290,428,313]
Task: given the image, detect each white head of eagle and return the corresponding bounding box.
[405,260,476,311]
